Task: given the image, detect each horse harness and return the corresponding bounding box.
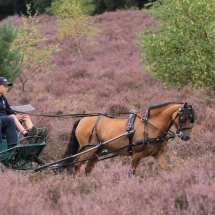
[126,109,173,155]
[126,103,194,155]
[78,111,171,156]
[126,110,137,154]
[78,103,194,156]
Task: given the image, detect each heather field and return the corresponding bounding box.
[1,10,215,215]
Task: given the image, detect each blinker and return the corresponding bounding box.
[178,105,194,124]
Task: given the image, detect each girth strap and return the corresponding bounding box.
[126,110,137,155]
[142,109,150,146]
[78,115,103,153]
[88,115,103,143]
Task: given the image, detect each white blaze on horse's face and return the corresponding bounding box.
[174,103,194,141]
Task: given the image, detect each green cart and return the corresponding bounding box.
[0,128,47,172]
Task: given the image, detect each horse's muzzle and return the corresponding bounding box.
[181,132,190,141]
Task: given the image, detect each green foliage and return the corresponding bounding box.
[11,4,60,91]
[137,0,215,91]
[46,0,95,15]
[32,0,52,14]
[0,19,22,83]
[47,0,100,60]
[108,0,135,10]
[80,0,96,15]
[93,0,140,13]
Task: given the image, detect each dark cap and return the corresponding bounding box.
[0,77,13,86]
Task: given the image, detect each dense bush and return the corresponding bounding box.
[32,0,52,14]
[0,19,22,82]
[93,0,146,14]
[0,10,214,214]
[138,0,215,91]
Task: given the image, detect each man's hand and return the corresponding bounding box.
[16,113,29,123]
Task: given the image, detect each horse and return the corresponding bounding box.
[61,102,195,175]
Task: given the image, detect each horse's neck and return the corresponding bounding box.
[149,104,181,131]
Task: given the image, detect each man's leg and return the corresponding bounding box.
[0,116,17,147]
[22,114,33,128]
[9,114,26,134]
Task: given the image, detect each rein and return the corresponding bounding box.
[13,110,131,118]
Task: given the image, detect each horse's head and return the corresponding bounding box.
[173,103,195,141]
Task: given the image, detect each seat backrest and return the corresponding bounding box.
[0,138,8,151]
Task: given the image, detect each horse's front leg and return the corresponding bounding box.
[154,153,168,169]
[153,142,168,169]
[131,152,143,175]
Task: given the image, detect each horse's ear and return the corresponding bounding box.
[184,102,187,108]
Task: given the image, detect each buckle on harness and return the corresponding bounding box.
[98,142,103,149]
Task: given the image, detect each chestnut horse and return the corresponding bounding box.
[61,102,194,175]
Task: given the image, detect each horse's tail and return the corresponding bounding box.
[61,119,81,173]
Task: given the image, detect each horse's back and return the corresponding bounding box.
[75,116,129,151]
[76,116,127,138]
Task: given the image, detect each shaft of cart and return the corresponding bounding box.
[34,130,135,172]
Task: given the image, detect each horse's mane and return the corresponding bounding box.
[148,102,183,111]
[146,102,183,118]
[135,102,184,119]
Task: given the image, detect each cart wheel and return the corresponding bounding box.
[34,157,46,166]
[0,162,7,173]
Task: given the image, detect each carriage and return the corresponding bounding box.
[0,128,47,172]
[0,102,195,175]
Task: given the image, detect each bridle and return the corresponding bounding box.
[174,103,195,138]
[139,102,195,143]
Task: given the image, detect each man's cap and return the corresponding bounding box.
[0,77,13,86]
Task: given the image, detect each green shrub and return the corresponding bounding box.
[47,0,100,60]
[46,0,95,15]
[32,0,52,14]
[138,0,215,91]
[0,19,22,83]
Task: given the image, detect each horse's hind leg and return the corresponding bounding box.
[74,157,85,173]
[85,157,99,176]
[85,148,103,175]
[74,148,99,174]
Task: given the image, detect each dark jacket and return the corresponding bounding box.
[0,95,15,116]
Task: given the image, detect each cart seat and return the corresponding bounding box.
[0,128,47,152]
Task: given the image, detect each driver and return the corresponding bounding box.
[0,77,47,148]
